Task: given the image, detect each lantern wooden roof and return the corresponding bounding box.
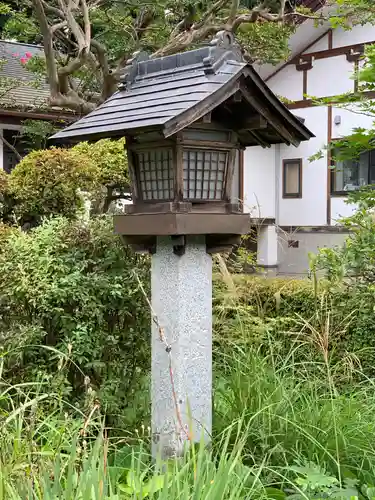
[51,31,313,148]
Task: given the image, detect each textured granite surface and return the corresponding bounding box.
[151,235,212,458]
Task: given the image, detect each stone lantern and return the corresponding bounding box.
[51,31,313,459]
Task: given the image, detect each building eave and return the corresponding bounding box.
[0,108,77,122]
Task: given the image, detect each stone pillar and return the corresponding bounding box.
[257,225,278,269]
[151,235,212,459]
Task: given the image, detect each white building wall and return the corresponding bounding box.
[278,231,350,276]
[332,24,375,47]
[302,33,329,53]
[243,145,276,219]
[278,106,328,226]
[331,105,374,138]
[307,56,354,97]
[269,65,304,102]
[244,24,375,232]
[244,24,375,273]
[330,198,356,223]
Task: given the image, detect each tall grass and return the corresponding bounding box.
[2,336,375,498]
[215,345,375,477]
[213,267,375,491]
[2,273,375,497]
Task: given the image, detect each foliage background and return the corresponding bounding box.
[0,138,129,227]
[0,216,150,429]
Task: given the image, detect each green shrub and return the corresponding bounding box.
[231,275,316,316]
[73,138,128,189]
[0,216,150,429]
[3,139,129,226]
[312,207,375,377]
[8,147,97,224]
[213,275,317,350]
[214,273,375,380]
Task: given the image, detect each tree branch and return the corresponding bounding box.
[192,0,228,30]
[49,92,95,113]
[153,24,221,58]
[41,0,65,18]
[81,0,91,47]
[51,20,68,33]
[32,0,334,115]
[113,7,155,75]
[0,132,21,161]
[32,0,60,97]
[228,0,239,24]
[279,0,286,18]
[90,39,117,100]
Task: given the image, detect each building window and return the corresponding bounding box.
[331,148,375,195]
[282,159,302,198]
[2,129,23,173]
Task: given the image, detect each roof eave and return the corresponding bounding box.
[243,67,315,141]
[50,123,164,144]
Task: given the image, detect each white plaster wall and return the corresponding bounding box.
[330,198,357,224]
[265,25,375,230]
[278,106,328,226]
[257,21,330,80]
[277,231,349,276]
[331,105,374,138]
[243,145,275,218]
[302,33,329,54]
[257,225,278,266]
[250,24,375,236]
[307,56,355,97]
[268,64,304,102]
[332,24,375,48]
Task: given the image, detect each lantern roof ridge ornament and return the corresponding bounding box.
[119,30,244,90]
[50,33,314,146]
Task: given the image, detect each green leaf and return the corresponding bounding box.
[117,483,133,494]
[142,475,165,495]
[266,487,287,499]
[127,469,139,490]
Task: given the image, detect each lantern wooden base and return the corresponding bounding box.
[115,212,248,255]
[114,212,249,236]
[123,201,242,215]
[121,234,243,255]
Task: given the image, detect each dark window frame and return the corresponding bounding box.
[2,129,24,173]
[282,158,302,199]
[330,142,375,197]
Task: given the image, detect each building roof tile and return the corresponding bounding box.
[0,40,51,110]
